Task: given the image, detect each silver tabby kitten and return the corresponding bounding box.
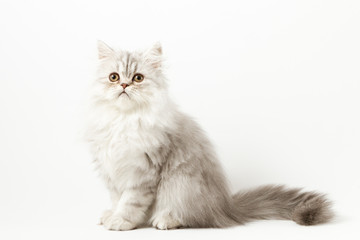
[86,41,333,230]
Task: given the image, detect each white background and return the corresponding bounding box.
[0,0,359,239]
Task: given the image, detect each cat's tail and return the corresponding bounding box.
[232,185,334,225]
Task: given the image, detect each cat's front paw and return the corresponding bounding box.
[103,214,136,231]
[152,215,181,230]
[99,209,113,225]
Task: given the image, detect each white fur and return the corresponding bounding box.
[86,42,179,230]
[86,42,333,230]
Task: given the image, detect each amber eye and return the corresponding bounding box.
[109,72,120,82]
[133,74,144,83]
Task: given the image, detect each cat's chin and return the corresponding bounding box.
[113,98,141,113]
[116,94,132,105]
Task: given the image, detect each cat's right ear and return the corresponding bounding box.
[97,40,114,59]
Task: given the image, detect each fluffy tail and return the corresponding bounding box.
[232,185,334,225]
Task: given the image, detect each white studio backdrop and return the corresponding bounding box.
[0,0,359,239]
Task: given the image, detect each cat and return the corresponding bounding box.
[85,41,333,230]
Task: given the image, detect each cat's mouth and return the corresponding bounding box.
[119,91,130,98]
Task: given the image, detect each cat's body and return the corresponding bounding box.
[86,41,333,230]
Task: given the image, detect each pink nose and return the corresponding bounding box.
[121,83,129,89]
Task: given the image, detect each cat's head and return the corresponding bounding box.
[94,41,167,112]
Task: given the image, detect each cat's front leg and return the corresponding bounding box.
[99,188,121,225]
[102,187,155,231]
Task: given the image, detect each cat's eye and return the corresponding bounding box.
[109,72,120,82]
[133,74,144,83]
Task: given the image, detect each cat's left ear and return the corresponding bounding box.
[144,42,162,69]
[97,40,114,59]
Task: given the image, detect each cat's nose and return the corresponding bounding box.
[120,83,129,89]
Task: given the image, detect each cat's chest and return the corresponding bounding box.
[93,117,163,181]
[102,118,160,152]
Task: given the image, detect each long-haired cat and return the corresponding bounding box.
[86,41,333,230]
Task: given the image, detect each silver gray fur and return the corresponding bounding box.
[86,41,334,230]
